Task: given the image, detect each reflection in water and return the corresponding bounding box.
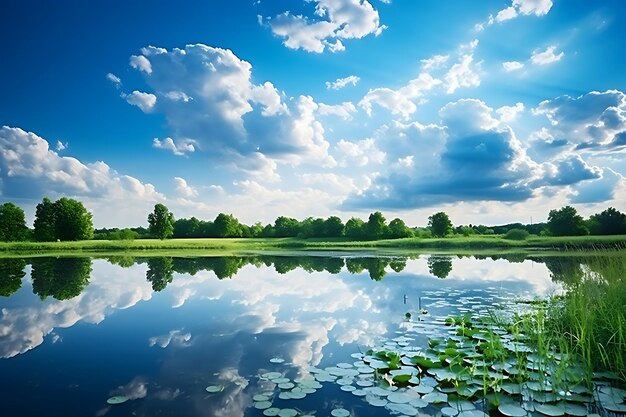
[31,257,92,300]
[146,257,174,291]
[0,258,26,297]
[427,255,453,279]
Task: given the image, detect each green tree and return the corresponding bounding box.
[273,216,299,237]
[324,216,344,237]
[428,212,452,238]
[587,207,626,235]
[173,217,202,238]
[213,213,242,237]
[0,202,28,241]
[366,211,388,240]
[148,203,175,239]
[427,256,453,279]
[54,197,94,240]
[146,257,174,291]
[547,206,588,236]
[387,218,413,239]
[0,258,26,296]
[344,217,365,240]
[33,197,57,241]
[31,257,92,300]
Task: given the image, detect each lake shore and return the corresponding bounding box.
[1,234,625,257]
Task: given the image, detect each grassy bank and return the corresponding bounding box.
[0,234,625,257]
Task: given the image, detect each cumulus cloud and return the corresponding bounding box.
[530,46,564,65]
[106,72,122,88]
[490,0,553,25]
[344,99,541,209]
[129,54,152,74]
[444,53,481,94]
[532,90,626,148]
[124,90,157,113]
[152,137,196,156]
[326,75,360,90]
[569,168,624,204]
[497,102,525,122]
[148,329,192,348]
[127,44,333,174]
[173,177,198,198]
[335,138,385,167]
[55,140,68,151]
[265,0,386,53]
[317,102,357,120]
[539,155,602,186]
[421,54,449,71]
[502,61,524,72]
[359,73,441,119]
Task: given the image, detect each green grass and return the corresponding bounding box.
[0,234,625,257]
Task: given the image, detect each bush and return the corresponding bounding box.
[504,228,529,240]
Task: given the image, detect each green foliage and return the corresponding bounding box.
[0,202,28,241]
[344,217,366,240]
[33,197,93,241]
[273,216,300,237]
[148,203,175,239]
[427,255,453,278]
[504,228,530,240]
[213,213,242,237]
[387,218,413,238]
[587,207,626,235]
[366,211,387,240]
[54,197,94,240]
[428,211,453,237]
[33,197,57,241]
[31,257,92,300]
[146,257,174,291]
[547,206,588,236]
[324,216,344,237]
[109,228,139,240]
[0,258,26,296]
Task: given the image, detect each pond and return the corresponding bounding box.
[0,254,623,417]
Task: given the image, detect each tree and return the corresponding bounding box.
[324,216,344,237]
[366,211,388,240]
[33,197,57,241]
[344,217,365,240]
[387,218,413,238]
[0,202,28,241]
[273,216,299,237]
[587,207,626,235]
[213,213,242,237]
[0,258,26,297]
[427,256,453,279]
[31,258,92,300]
[148,203,174,239]
[54,197,94,240]
[428,212,452,237]
[547,206,587,236]
[146,257,174,291]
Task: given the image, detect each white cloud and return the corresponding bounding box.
[317,102,357,120]
[530,46,564,65]
[336,138,385,167]
[106,72,121,88]
[325,75,360,90]
[0,126,164,227]
[128,44,332,172]
[152,137,196,156]
[124,90,157,113]
[129,54,152,74]
[502,61,524,72]
[173,177,198,198]
[489,0,553,26]
[55,140,68,151]
[496,6,518,22]
[444,53,481,94]
[420,54,449,71]
[265,0,385,53]
[359,73,441,119]
[497,102,525,122]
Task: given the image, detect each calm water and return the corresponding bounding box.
[0,254,574,417]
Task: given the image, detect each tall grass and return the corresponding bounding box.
[544,252,626,383]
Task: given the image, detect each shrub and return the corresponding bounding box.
[504,228,529,240]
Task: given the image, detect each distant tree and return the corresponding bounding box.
[110,228,139,240]
[54,197,94,240]
[33,197,57,241]
[587,207,626,235]
[324,216,344,237]
[213,213,242,237]
[428,212,453,238]
[344,217,365,240]
[273,216,299,237]
[366,211,388,240]
[387,218,414,238]
[504,228,530,240]
[0,202,28,241]
[148,203,174,239]
[547,206,588,236]
[173,217,202,238]
[0,258,26,296]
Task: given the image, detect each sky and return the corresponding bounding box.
[1,0,625,228]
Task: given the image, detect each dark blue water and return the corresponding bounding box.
[0,254,562,417]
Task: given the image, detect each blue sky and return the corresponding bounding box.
[1,0,625,228]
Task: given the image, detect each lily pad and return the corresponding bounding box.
[534,403,565,416]
[278,409,298,417]
[331,408,350,417]
[254,401,273,410]
[498,403,527,417]
[263,408,281,417]
[106,396,129,405]
[205,385,224,393]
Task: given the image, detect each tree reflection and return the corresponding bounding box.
[427,256,453,279]
[146,257,174,291]
[0,258,26,296]
[31,257,92,300]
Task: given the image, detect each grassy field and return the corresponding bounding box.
[0,234,625,257]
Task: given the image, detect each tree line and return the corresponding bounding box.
[0,197,625,242]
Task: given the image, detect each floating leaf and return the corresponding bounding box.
[106,396,129,405]
[205,385,224,393]
[330,408,350,417]
[254,401,272,410]
[498,403,527,417]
